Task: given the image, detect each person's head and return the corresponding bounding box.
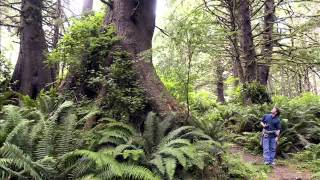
[271,107,280,117]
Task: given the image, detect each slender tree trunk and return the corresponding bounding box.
[312,70,318,95]
[52,0,62,81]
[11,0,55,98]
[298,73,303,95]
[104,0,181,116]
[280,67,286,96]
[82,0,93,13]
[304,67,311,92]
[258,0,275,85]
[216,62,225,103]
[237,0,257,83]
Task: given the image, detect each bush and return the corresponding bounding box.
[223,154,269,179]
[240,82,272,105]
[0,55,12,93]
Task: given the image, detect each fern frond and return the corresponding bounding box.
[49,101,74,122]
[143,112,160,153]
[160,126,195,144]
[158,147,187,168]
[106,121,136,137]
[77,109,100,126]
[34,120,56,160]
[120,163,161,180]
[37,94,56,114]
[163,139,191,148]
[56,112,78,156]
[179,146,205,169]
[149,155,165,175]
[164,158,177,180]
[1,105,24,133]
[5,120,32,143]
[0,143,49,180]
[158,113,175,140]
[180,129,213,141]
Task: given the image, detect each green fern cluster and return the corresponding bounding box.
[0,93,221,179]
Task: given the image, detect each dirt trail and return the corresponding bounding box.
[229,144,312,180]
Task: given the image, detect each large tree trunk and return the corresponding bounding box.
[82,0,93,13]
[226,0,245,84]
[11,0,55,98]
[104,0,181,116]
[258,0,275,85]
[237,0,257,83]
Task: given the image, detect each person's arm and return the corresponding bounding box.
[261,115,267,128]
[275,119,281,142]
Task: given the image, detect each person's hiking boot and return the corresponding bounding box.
[264,162,270,165]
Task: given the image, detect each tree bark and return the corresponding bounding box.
[226,0,245,84]
[312,69,318,95]
[216,62,225,103]
[104,0,181,116]
[237,0,257,83]
[52,0,62,81]
[82,0,93,13]
[258,0,275,85]
[11,0,55,98]
[304,67,311,92]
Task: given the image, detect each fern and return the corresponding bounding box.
[143,112,161,154]
[0,143,51,180]
[141,112,220,179]
[34,119,56,160]
[56,112,78,156]
[164,158,177,180]
[49,101,74,122]
[61,149,159,180]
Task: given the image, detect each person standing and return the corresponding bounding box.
[261,107,281,166]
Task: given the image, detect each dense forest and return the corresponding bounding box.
[0,0,320,179]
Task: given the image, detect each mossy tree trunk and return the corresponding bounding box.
[103,0,182,116]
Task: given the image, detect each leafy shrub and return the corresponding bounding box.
[240,82,272,105]
[286,144,320,179]
[189,91,217,114]
[223,154,269,179]
[0,54,12,93]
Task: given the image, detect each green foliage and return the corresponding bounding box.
[223,153,269,180]
[100,59,146,120]
[143,112,222,179]
[189,91,217,114]
[239,82,272,105]
[0,92,222,180]
[231,132,262,154]
[49,12,146,119]
[0,54,12,93]
[290,144,320,178]
[49,12,119,97]
[61,149,160,180]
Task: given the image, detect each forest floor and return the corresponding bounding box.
[229,144,313,180]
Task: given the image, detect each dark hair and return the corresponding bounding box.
[274,107,281,116]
